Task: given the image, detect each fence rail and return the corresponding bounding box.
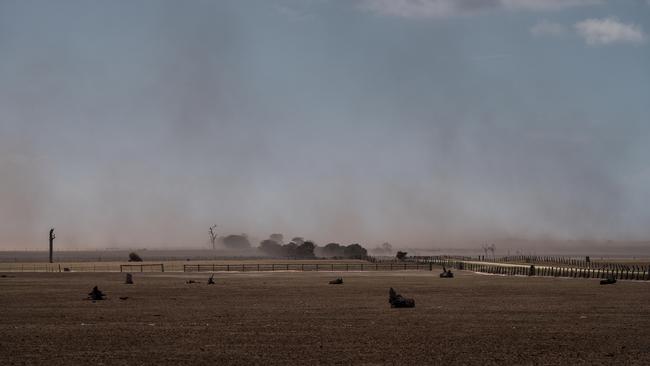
[119,264,165,273]
[183,263,433,272]
[2,258,649,281]
[412,255,650,271]
[414,256,650,281]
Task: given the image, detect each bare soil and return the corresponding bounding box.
[1,269,649,365]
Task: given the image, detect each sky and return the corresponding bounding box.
[0,0,649,250]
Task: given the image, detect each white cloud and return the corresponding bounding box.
[360,0,602,19]
[575,17,646,45]
[530,20,567,36]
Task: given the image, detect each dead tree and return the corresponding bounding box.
[482,244,496,260]
[209,225,218,250]
[208,274,215,285]
[49,228,55,263]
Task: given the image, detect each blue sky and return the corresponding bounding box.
[0,0,649,249]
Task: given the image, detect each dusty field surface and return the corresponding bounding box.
[1,269,649,365]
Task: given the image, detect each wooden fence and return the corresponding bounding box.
[183,262,433,272]
[416,257,650,281]
[119,264,165,272]
[3,258,649,281]
[415,255,650,272]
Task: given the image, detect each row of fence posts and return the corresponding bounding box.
[183,263,433,272]
[421,257,650,281]
[484,255,647,272]
[414,255,650,272]
[1,263,122,272]
[3,259,649,280]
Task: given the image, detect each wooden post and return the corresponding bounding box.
[48,228,55,263]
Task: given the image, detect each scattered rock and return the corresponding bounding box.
[186,280,198,284]
[329,278,343,285]
[388,287,415,308]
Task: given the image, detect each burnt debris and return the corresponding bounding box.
[87,286,106,301]
[388,287,415,308]
[439,266,454,278]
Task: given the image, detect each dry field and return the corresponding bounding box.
[1,269,650,365]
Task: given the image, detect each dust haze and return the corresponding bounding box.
[1,1,649,251]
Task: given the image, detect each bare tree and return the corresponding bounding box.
[209,225,218,250]
[482,243,496,259]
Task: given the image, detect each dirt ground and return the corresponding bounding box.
[1,269,649,365]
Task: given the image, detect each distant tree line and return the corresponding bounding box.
[214,232,369,259]
[258,234,368,259]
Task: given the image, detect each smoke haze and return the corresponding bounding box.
[1,0,649,250]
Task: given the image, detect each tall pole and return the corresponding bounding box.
[49,228,55,263]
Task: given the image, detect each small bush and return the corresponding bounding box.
[128,252,143,262]
[396,251,407,261]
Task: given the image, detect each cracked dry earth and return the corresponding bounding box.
[1,269,649,365]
